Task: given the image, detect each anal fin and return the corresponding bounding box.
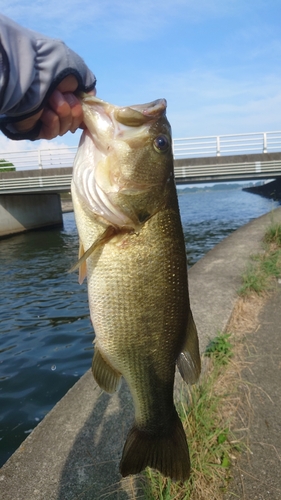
[177,310,201,385]
[92,347,122,393]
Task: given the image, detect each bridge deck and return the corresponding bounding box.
[0,153,281,193]
[174,151,281,184]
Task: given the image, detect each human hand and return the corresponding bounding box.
[14,75,96,140]
[0,16,96,141]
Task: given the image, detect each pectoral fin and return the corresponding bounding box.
[92,347,122,393]
[177,311,201,385]
[69,225,117,279]
[78,241,87,285]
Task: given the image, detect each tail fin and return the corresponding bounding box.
[119,413,190,482]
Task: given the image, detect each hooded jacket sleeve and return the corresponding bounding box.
[0,14,96,140]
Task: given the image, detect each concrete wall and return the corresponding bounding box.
[0,193,63,237]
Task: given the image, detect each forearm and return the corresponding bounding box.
[0,14,96,140]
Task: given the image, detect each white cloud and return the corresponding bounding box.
[132,68,281,136]
[0,135,35,153]
[0,135,75,153]
[0,135,78,171]
[1,0,255,41]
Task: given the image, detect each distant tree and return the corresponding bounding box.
[0,158,15,172]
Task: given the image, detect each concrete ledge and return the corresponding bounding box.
[1,207,281,499]
[0,193,63,237]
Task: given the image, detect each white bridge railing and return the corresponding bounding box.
[0,131,281,172]
[0,146,77,171]
[173,130,281,158]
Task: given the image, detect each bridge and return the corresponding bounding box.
[0,130,281,194]
[1,130,281,237]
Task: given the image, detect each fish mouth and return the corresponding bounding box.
[114,99,167,127]
[79,94,167,127]
[79,94,168,153]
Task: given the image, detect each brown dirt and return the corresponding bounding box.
[223,286,281,500]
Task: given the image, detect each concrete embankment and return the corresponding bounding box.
[0,194,71,239]
[1,207,281,500]
[0,193,63,237]
[243,177,281,200]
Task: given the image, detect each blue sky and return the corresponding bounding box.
[1,0,281,151]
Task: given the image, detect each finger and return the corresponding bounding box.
[40,92,83,138]
[38,108,60,140]
[48,89,73,119]
[13,110,43,133]
[56,75,79,94]
[62,93,84,133]
[48,90,73,136]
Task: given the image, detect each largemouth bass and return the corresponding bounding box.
[71,94,201,482]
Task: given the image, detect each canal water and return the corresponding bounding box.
[0,188,279,466]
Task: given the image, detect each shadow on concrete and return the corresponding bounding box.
[56,374,137,500]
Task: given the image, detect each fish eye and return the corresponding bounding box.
[153,135,170,153]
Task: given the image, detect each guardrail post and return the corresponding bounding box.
[263,132,267,154]
[216,136,221,156]
[38,149,43,169]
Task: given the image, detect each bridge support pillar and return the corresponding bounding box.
[0,193,63,238]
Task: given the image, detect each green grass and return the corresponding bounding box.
[141,333,237,500]
[205,333,233,366]
[238,222,281,297]
[0,158,15,172]
[264,222,281,246]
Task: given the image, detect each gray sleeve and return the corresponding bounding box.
[0,14,96,140]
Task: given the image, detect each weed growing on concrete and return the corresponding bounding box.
[238,222,281,296]
[238,261,268,296]
[205,333,233,366]
[264,221,281,246]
